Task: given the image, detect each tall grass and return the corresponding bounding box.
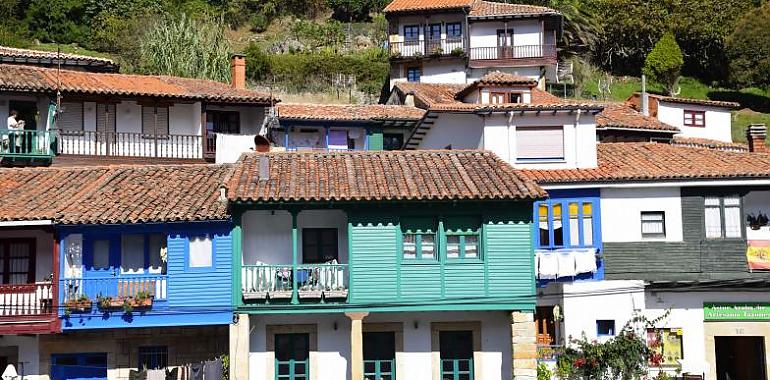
[139,13,231,82]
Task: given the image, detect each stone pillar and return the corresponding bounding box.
[511,311,537,380]
[346,312,369,380]
[230,313,250,380]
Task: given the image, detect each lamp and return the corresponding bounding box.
[2,364,18,380]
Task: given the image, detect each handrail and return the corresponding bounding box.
[0,129,55,158]
[389,38,466,58]
[469,44,557,61]
[55,129,203,159]
[60,275,168,304]
[0,282,54,316]
[242,263,349,301]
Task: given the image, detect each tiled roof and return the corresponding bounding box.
[384,0,472,13]
[392,82,466,108]
[277,103,425,121]
[469,1,559,18]
[522,142,770,184]
[429,102,603,112]
[0,64,275,104]
[596,102,679,132]
[0,45,116,67]
[227,150,546,203]
[0,165,229,224]
[629,93,741,110]
[456,71,537,98]
[672,136,749,152]
[531,88,566,105]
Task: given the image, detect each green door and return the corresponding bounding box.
[275,333,309,380]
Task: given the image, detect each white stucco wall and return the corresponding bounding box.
[469,87,532,104]
[657,102,733,143]
[469,19,542,48]
[248,311,513,380]
[207,104,266,135]
[481,113,598,169]
[600,187,684,242]
[241,210,349,265]
[420,61,467,84]
[416,113,483,150]
[0,335,41,380]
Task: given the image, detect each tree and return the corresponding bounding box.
[138,13,232,82]
[326,0,388,22]
[643,32,684,96]
[25,0,89,44]
[726,2,770,87]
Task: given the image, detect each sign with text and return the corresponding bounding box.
[704,303,770,321]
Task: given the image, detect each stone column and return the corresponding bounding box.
[230,313,250,380]
[346,312,369,380]
[511,311,537,380]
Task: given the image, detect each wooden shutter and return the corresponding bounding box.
[96,104,116,133]
[142,106,170,136]
[58,102,83,131]
[516,126,564,160]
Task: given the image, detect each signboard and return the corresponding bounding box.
[704,303,770,321]
[747,240,770,271]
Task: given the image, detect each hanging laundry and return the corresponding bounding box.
[536,250,558,279]
[202,358,223,380]
[574,248,598,275]
[556,249,577,277]
[190,363,204,380]
[146,369,166,380]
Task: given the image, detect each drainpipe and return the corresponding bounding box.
[507,110,514,163]
[641,75,649,117]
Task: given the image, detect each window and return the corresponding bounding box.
[206,110,240,134]
[404,25,419,42]
[0,239,34,284]
[96,103,116,133]
[647,329,684,366]
[138,346,168,370]
[439,330,474,380]
[406,67,421,82]
[428,23,441,41]
[705,195,742,239]
[537,200,596,249]
[364,332,396,380]
[446,23,462,39]
[383,133,404,151]
[57,102,84,131]
[142,106,170,136]
[148,234,167,275]
[275,333,310,380]
[188,235,213,268]
[508,93,522,104]
[596,320,615,336]
[121,235,145,275]
[445,217,481,259]
[490,92,522,104]
[401,218,436,260]
[641,211,666,239]
[516,126,565,161]
[302,228,338,264]
[92,239,111,270]
[683,110,705,127]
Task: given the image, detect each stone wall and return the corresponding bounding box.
[511,311,537,380]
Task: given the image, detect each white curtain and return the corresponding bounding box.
[724,196,742,238]
[121,235,145,274]
[189,235,213,268]
[704,206,723,239]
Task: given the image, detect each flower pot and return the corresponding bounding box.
[65,300,92,313]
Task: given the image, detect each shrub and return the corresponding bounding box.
[249,13,270,33]
[643,32,684,96]
[726,2,770,88]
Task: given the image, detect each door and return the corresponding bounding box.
[364,332,396,380]
[715,336,767,380]
[275,333,309,380]
[496,29,514,58]
[8,101,37,131]
[536,306,556,345]
[51,353,108,380]
[83,238,118,299]
[440,331,474,380]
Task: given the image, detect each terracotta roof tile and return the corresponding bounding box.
[277,103,425,121]
[672,136,749,152]
[596,102,679,132]
[522,143,770,184]
[0,64,275,104]
[469,1,559,17]
[629,93,741,110]
[392,82,466,108]
[0,45,116,66]
[456,71,537,98]
[0,164,229,224]
[227,150,546,203]
[384,0,472,13]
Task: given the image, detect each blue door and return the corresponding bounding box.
[51,353,107,380]
[83,237,118,300]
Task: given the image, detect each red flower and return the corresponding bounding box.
[574,358,587,368]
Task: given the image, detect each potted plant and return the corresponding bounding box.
[413,51,424,58]
[747,212,769,230]
[96,294,118,310]
[132,291,154,308]
[64,295,92,314]
[430,47,444,57]
[450,47,466,57]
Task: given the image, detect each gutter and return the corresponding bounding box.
[0,220,53,227]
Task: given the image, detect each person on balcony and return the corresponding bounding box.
[5,110,22,153]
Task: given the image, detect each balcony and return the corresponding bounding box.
[388,39,466,60]
[469,44,557,68]
[0,129,55,163]
[56,130,204,160]
[0,282,58,334]
[60,275,168,314]
[242,263,349,303]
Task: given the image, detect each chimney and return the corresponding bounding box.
[641,74,649,117]
[231,54,246,90]
[258,155,270,181]
[747,124,767,153]
[404,92,415,107]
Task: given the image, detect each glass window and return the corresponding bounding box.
[537,200,596,249]
[148,234,167,274]
[401,218,436,260]
[596,320,615,336]
[92,239,110,270]
[582,203,594,245]
[552,204,564,246]
[189,235,213,268]
[206,110,240,134]
[302,228,338,263]
[641,211,666,238]
[121,235,145,275]
[724,196,742,238]
[0,240,34,284]
[138,346,168,370]
[446,23,462,39]
[445,217,481,260]
[705,196,723,238]
[705,195,742,239]
[407,67,421,82]
[538,204,550,247]
[428,23,441,41]
[383,133,404,151]
[508,93,522,103]
[683,110,705,127]
[404,25,419,42]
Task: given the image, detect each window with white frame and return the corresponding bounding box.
[641,211,666,238]
[401,218,436,260]
[683,110,705,127]
[445,217,481,259]
[188,235,213,268]
[516,126,565,161]
[705,195,742,238]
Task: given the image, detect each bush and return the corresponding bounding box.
[643,32,684,96]
[726,2,770,88]
[249,13,270,33]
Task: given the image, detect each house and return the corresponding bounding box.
[628,93,741,143]
[0,164,233,380]
[384,0,562,88]
[0,55,276,166]
[0,45,119,73]
[225,150,546,380]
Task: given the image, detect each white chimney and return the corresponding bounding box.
[258,156,270,181]
[641,74,649,117]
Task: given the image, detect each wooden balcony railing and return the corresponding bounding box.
[242,263,349,302]
[61,275,168,305]
[389,38,466,59]
[0,129,55,159]
[469,44,557,62]
[0,282,54,316]
[56,130,203,159]
[364,360,395,380]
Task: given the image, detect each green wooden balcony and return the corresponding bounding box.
[241,263,348,304]
[0,129,55,163]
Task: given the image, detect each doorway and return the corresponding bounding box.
[364,331,396,380]
[715,336,767,380]
[51,353,108,380]
[496,29,514,59]
[536,306,556,345]
[8,100,38,131]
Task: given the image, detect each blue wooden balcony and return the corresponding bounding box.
[60,275,168,315]
[0,129,55,164]
[241,263,348,304]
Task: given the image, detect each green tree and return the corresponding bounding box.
[138,13,232,82]
[25,0,89,44]
[326,0,388,22]
[643,32,684,96]
[726,2,770,87]
[0,0,30,47]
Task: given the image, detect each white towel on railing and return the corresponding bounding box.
[536,250,558,280]
[574,248,598,275]
[556,249,577,278]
